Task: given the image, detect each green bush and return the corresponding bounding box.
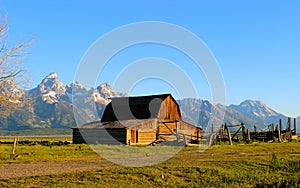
[270,153,282,169]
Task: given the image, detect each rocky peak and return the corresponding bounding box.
[96,82,127,101]
[44,72,58,79]
[66,81,90,94]
[238,100,278,116]
[28,72,66,104]
[38,72,65,95]
[229,100,285,126]
[240,100,265,108]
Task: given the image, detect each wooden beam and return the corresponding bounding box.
[219,124,224,139]
[241,123,246,141]
[156,119,160,140]
[278,128,282,142]
[247,129,251,141]
[11,137,17,159]
[209,124,214,146]
[160,120,179,123]
[288,117,292,141]
[294,118,297,135]
[161,122,176,136]
[225,124,233,145]
[226,124,242,128]
[279,119,282,131]
[231,126,242,140]
[175,121,179,142]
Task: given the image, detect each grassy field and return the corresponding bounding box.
[0,139,299,187]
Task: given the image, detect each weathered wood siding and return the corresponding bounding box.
[137,131,156,144]
[127,119,157,144]
[157,95,180,121]
[159,122,176,140]
[178,121,201,141]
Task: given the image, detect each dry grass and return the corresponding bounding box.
[0,140,299,187]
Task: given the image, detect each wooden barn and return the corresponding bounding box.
[72,94,201,145]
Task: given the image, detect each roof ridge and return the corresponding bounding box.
[110,93,171,99]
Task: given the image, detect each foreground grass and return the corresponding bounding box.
[0,142,299,187]
[0,144,98,164]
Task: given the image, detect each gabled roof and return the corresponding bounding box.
[101,94,174,122]
[72,119,156,129]
[72,119,201,130]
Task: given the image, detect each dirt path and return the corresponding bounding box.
[0,159,113,179]
[0,151,275,180]
[0,152,260,179]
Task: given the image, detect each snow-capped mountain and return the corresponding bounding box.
[179,99,261,130]
[29,72,66,104]
[0,72,295,131]
[229,100,287,126]
[0,72,126,130]
[28,72,126,105]
[178,99,294,131]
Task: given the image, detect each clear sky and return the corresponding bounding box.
[1,1,300,117]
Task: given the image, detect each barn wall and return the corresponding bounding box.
[126,129,131,145]
[157,95,180,121]
[157,121,201,142]
[159,122,177,140]
[160,122,176,133]
[137,130,156,144]
[72,128,127,145]
[127,119,158,145]
[127,130,156,145]
[73,129,86,144]
[178,121,201,141]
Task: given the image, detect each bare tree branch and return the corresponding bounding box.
[0,14,32,117]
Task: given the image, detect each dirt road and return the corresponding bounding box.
[0,159,112,179]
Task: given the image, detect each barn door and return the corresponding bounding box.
[131,130,136,143]
[136,130,139,143]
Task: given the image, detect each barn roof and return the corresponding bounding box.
[72,119,156,129]
[72,119,202,130]
[101,93,177,122]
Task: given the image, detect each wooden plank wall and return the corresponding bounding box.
[127,119,157,144]
[157,96,180,121]
[179,121,201,139]
[137,131,156,144]
[133,119,157,130]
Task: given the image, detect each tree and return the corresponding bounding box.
[0,15,31,117]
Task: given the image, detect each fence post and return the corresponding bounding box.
[278,128,282,142]
[294,118,297,135]
[247,129,251,141]
[288,117,292,141]
[241,123,246,141]
[11,137,17,159]
[209,124,214,146]
[225,124,233,145]
[279,119,282,132]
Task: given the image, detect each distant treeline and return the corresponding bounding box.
[0,128,72,136]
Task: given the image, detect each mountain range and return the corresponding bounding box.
[0,72,298,132]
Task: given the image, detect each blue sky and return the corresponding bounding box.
[1,1,300,117]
